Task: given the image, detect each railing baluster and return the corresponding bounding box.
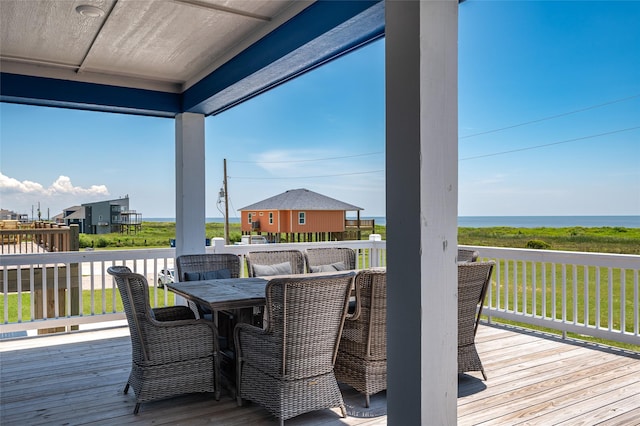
[30,266,35,323]
[522,261,528,316]
[551,263,556,321]
[561,264,567,325]
[90,262,95,315]
[101,261,106,314]
[54,266,59,319]
[532,262,537,318]
[634,270,639,336]
[620,269,626,335]
[572,264,578,325]
[42,266,48,320]
[596,267,601,329]
[3,267,8,324]
[583,265,589,328]
[608,267,614,332]
[513,261,518,314]
[541,262,547,319]
[504,260,509,312]
[17,266,23,323]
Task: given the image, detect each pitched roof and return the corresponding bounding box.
[239,188,362,212]
[63,206,86,220]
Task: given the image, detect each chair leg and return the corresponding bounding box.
[481,368,487,381]
[339,403,347,418]
[123,383,130,394]
[133,403,141,415]
[365,394,370,408]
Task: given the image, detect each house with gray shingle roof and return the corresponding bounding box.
[238,188,364,242]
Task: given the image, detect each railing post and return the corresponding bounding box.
[369,234,382,267]
[69,225,79,252]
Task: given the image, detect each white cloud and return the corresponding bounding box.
[48,176,109,196]
[0,173,108,196]
[0,173,45,194]
[0,173,110,215]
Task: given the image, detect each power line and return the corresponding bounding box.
[229,151,383,164]
[459,126,640,161]
[460,94,640,139]
[229,170,384,180]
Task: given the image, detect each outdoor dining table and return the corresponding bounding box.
[165,276,269,396]
[165,276,269,324]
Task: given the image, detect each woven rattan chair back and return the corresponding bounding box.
[303,247,357,272]
[175,254,241,318]
[335,268,387,407]
[458,260,495,380]
[245,249,305,277]
[235,272,356,424]
[107,265,148,363]
[458,248,480,263]
[176,253,241,281]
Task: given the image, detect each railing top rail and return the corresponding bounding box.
[461,245,640,269]
[0,240,386,267]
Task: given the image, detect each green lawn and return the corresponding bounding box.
[1,288,175,322]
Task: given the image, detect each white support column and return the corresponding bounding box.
[175,112,206,257]
[386,1,459,424]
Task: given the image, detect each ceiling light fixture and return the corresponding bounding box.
[75,5,105,18]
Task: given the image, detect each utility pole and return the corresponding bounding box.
[223,158,230,244]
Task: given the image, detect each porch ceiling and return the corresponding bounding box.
[0,0,384,117]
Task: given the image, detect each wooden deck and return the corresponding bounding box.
[1,323,638,425]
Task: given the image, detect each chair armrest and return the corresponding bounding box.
[152,306,196,321]
[345,283,361,320]
[142,319,218,361]
[235,322,280,371]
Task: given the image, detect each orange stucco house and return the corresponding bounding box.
[238,188,363,242]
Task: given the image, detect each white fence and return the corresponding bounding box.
[0,238,385,334]
[472,246,640,346]
[1,240,638,346]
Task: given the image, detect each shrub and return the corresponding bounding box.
[526,239,551,249]
[78,235,92,248]
[96,238,108,248]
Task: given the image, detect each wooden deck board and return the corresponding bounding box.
[1,323,638,425]
[458,325,640,426]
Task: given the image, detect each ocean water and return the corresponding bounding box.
[145,216,640,228]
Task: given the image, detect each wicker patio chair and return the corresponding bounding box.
[176,253,241,317]
[245,250,305,277]
[458,248,480,263]
[335,268,387,408]
[303,247,357,272]
[234,272,356,425]
[458,260,495,380]
[176,253,242,354]
[107,266,220,414]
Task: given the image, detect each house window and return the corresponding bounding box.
[259,212,264,216]
[298,212,305,225]
[248,213,253,224]
[269,212,273,224]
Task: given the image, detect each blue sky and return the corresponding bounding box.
[1,0,639,220]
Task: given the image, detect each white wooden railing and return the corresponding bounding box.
[0,238,385,334]
[1,240,638,346]
[470,246,640,346]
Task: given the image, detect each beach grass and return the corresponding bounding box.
[77,222,637,254]
[459,226,640,254]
